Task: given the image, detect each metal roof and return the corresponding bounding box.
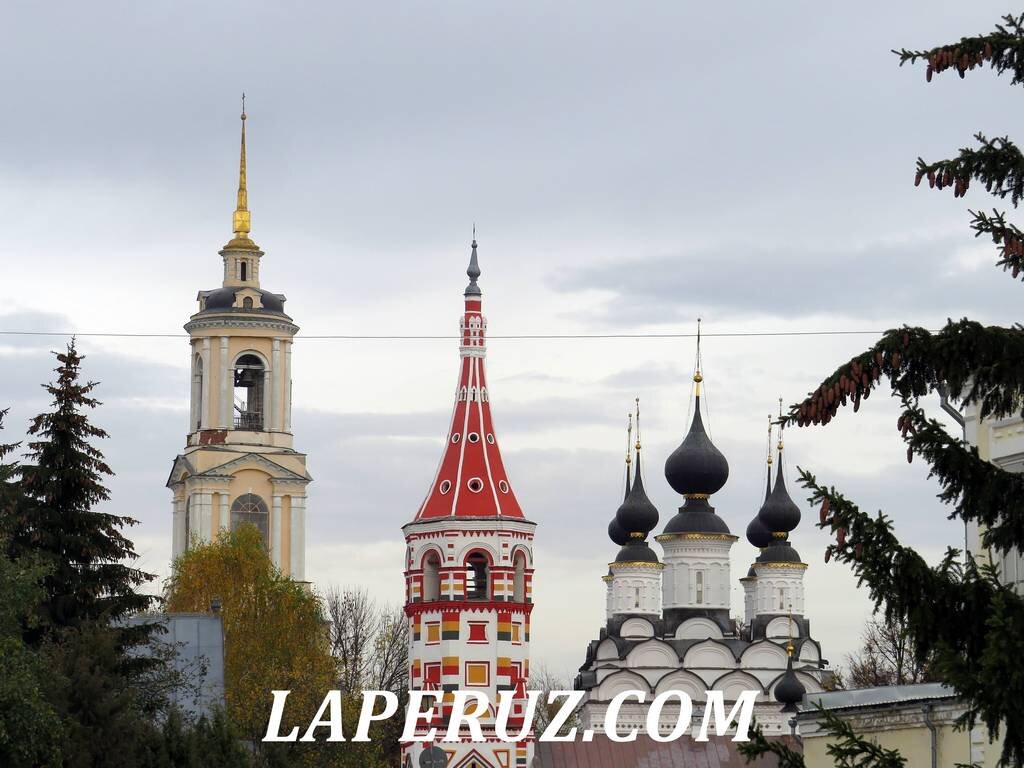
[799,682,956,713]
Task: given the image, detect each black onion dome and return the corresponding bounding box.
[746,475,775,547]
[746,515,774,548]
[608,517,630,547]
[775,655,806,712]
[664,396,729,496]
[758,461,801,534]
[202,287,286,314]
[615,453,659,537]
[662,496,732,535]
[614,539,660,564]
[759,541,803,563]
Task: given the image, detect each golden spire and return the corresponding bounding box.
[777,397,785,452]
[225,94,259,251]
[767,414,774,466]
[693,318,703,396]
[625,413,633,467]
[634,397,642,451]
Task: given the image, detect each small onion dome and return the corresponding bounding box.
[758,461,801,535]
[608,517,630,547]
[615,452,659,538]
[747,473,774,547]
[759,541,803,563]
[775,652,806,712]
[614,539,660,564]
[664,395,729,497]
[662,495,731,535]
[746,515,773,549]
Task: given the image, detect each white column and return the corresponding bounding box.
[271,494,283,568]
[188,349,197,433]
[201,337,211,429]
[219,493,229,535]
[284,340,293,432]
[271,338,281,432]
[186,492,196,548]
[172,497,185,558]
[199,492,213,543]
[219,337,230,429]
[290,496,306,580]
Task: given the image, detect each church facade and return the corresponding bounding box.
[401,240,535,768]
[166,106,311,579]
[574,370,830,735]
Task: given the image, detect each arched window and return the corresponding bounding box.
[233,354,265,430]
[231,493,269,546]
[423,551,441,601]
[465,553,489,600]
[240,260,247,281]
[242,296,253,309]
[695,570,705,604]
[513,551,527,603]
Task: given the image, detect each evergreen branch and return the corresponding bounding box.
[894,13,1024,84]
[738,724,805,767]
[740,708,907,767]
[804,471,1024,766]
[786,321,1024,428]
[913,133,1024,205]
[970,209,1024,281]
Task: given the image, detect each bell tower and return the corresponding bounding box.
[167,101,312,579]
[401,238,536,768]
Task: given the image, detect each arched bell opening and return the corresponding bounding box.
[233,353,265,430]
[513,551,527,603]
[422,550,442,601]
[465,552,490,600]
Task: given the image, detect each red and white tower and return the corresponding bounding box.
[401,238,536,768]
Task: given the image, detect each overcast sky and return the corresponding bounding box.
[1,1,1019,676]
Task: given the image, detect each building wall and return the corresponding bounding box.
[964,405,1024,594]
[799,700,1001,768]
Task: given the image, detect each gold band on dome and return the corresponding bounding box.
[684,493,710,500]
[756,561,808,569]
[628,532,644,539]
[609,561,665,570]
[771,531,788,538]
[601,575,613,583]
[655,533,738,542]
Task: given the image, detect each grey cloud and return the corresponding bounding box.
[556,237,1024,327]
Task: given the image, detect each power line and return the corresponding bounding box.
[0,328,897,341]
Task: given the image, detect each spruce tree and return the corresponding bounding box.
[10,340,154,642]
[741,14,1024,768]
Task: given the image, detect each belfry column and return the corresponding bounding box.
[271,493,283,568]
[201,337,211,428]
[271,338,281,431]
[290,496,306,580]
[284,340,293,432]
[219,336,230,429]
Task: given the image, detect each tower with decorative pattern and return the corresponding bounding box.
[401,239,536,768]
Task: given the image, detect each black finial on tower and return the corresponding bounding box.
[465,229,481,297]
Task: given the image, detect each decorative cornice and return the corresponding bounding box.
[609,561,665,571]
[655,533,739,542]
[185,315,298,335]
[755,561,809,569]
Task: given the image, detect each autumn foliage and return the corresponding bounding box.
[164,525,336,744]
